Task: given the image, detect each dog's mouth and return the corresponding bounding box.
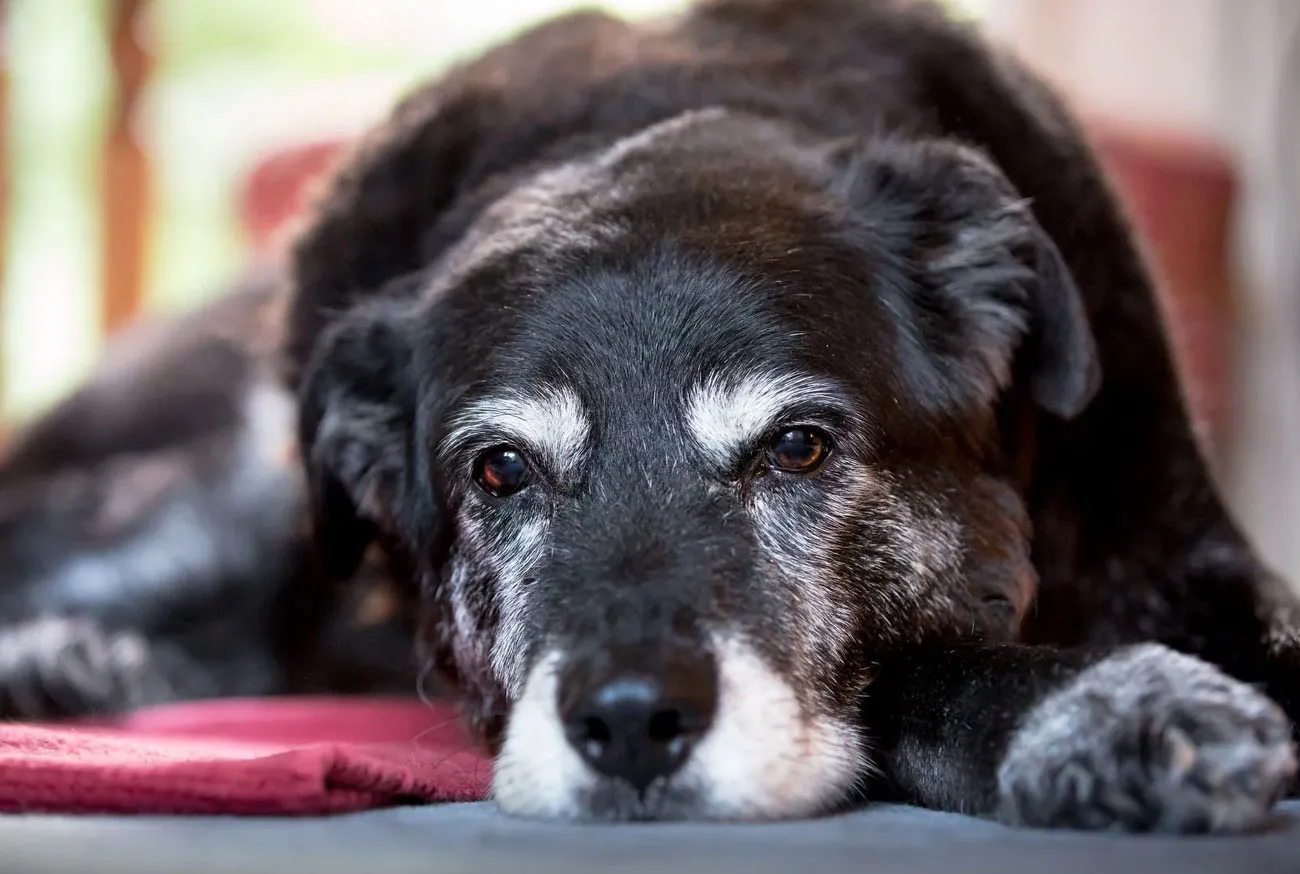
[491,635,866,822]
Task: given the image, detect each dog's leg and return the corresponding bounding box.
[868,641,1296,833]
[1236,579,1300,756]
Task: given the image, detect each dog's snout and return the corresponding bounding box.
[560,652,717,793]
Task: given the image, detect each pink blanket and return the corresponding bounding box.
[0,698,491,815]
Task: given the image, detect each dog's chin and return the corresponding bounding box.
[491,637,868,822]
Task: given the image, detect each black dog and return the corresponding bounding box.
[3,0,1299,833]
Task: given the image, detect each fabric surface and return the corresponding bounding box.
[3,801,1299,874]
[0,698,490,815]
[3,698,1297,874]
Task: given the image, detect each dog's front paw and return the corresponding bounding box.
[997,644,1296,833]
[0,617,168,719]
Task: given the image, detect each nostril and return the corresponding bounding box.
[579,715,613,760]
[584,715,613,745]
[647,708,684,745]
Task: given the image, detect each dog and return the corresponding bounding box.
[2,0,1299,833]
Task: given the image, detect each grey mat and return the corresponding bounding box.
[3,801,1299,874]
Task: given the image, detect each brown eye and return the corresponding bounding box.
[474,446,530,497]
[765,428,829,473]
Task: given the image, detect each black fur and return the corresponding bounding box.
[1,0,1297,832]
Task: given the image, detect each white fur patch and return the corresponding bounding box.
[445,555,498,703]
[488,517,549,694]
[684,370,853,468]
[491,636,867,821]
[683,633,867,819]
[443,385,591,482]
[242,379,298,468]
[493,651,595,818]
[452,511,551,698]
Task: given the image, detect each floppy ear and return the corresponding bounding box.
[283,76,490,581]
[296,300,418,582]
[839,138,1101,420]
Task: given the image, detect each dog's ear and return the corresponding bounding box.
[296,300,418,581]
[837,139,1101,420]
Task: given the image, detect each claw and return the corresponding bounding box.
[1164,725,1199,779]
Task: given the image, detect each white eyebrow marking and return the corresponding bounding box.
[442,385,591,478]
[684,370,853,467]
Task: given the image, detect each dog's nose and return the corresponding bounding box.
[559,655,716,792]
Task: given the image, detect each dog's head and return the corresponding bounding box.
[292,106,1098,820]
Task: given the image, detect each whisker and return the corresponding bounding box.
[415,660,438,710]
[409,712,468,749]
[420,740,486,787]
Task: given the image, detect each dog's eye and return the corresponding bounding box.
[765,427,830,473]
[473,446,530,497]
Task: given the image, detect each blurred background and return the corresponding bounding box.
[0,0,1295,581]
